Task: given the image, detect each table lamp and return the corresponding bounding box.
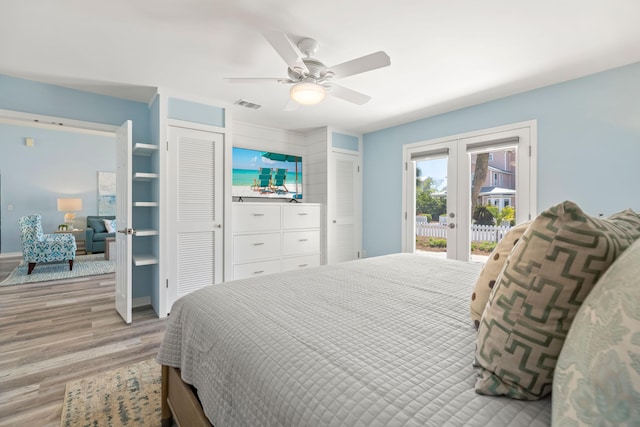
[57,198,83,229]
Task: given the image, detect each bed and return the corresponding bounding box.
[157,253,551,426]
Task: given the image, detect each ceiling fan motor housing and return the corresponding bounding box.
[288,58,333,81]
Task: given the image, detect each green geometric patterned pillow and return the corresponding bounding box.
[553,237,640,425]
[474,201,640,400]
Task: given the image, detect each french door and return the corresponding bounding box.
[402,121,536,262]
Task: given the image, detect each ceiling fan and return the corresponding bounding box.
[226,31,391,106]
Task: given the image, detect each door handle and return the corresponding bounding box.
[117,228,134,235]
[448,223,456,229]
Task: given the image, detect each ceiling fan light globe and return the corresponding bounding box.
[290,82,326,105]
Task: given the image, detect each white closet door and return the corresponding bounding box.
[167,126,224,310]
[328,151,361,264]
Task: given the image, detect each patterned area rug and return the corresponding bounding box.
[60,359,162,427]
[0,254,115,286]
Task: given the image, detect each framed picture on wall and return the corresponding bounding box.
[97,171,116,215]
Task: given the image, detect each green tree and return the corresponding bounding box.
[471,153,489,215]
[415,171,446,220]
[496,205,515,226]
[473,205,495,225]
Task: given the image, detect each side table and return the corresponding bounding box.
[104,237,116,261]
[54,229,87,255]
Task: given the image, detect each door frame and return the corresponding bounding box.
[401,120,537,260]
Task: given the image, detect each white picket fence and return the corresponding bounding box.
[416,218,512,242]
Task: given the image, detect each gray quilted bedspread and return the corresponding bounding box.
[157,253,551,426]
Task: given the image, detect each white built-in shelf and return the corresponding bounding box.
[132,254,158,266]
[133,201,159,207]
[134,229,159,237]
[133,143,158,156]
[133,172,160,181]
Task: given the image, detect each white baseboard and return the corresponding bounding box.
[0,252,22,258]
[133,296,151,308]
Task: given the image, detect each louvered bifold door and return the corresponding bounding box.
[167,126,224,310]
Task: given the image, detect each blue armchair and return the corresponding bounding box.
[18,214,77,274]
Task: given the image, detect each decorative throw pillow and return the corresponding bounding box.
[470,221,531,329]
[553,237,640,425]
[87,218,107,233]
[474,201,640,400]
[104,219,117,233]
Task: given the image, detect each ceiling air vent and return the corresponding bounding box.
[235,99,261,110]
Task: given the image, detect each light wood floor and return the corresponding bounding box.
[0,256,168,427]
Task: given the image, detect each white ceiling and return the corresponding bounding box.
[1,0,639,134]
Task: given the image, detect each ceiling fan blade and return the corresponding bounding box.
[327,84,371,105]
[329,51,390,79]
[263,31,309,74]
[225,78,287,84]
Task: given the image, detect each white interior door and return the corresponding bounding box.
[328,151,361,264]
[115,121,132,324]
[167,126,224,310]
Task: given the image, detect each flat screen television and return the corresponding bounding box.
[232,147,302,201]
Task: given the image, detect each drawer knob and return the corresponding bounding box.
[298,264,308,268]
[253,270,264,274]
[298,238,308,242]
[252,213,265,217]
[298,213,309,216]
[252,242,265,246]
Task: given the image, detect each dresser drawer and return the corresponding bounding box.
[282,204,320,230]
[282,255,320,272]
[282,230,320,256]
[234,260,281,280]
[233,233,281,263]
[233,204,281,232]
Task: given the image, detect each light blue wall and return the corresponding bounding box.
[0,75,150,143]
[168,97,225,128]
[332,132,359,151]
[362,62,640,257]
[0,123,114,253]
[0,74,153,299]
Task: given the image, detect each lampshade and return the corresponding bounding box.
[57,198,83,212]
[290,82,326,105]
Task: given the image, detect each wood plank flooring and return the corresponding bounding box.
[0,256,168,426]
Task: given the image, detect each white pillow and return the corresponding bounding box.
[104,219,117,233]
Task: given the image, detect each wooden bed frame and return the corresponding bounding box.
[161,365,213,427]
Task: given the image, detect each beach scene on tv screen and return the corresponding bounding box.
[232,147,302,199]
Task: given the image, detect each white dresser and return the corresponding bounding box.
[232,202,322,280]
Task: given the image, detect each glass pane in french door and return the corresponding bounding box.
[469,148,517,264]
[414,157,449,259]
